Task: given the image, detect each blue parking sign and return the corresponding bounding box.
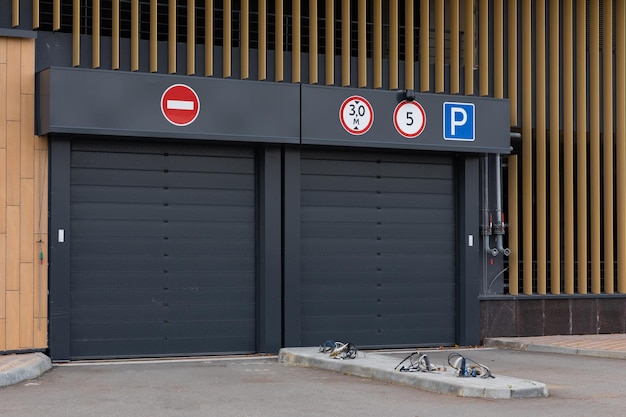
[443,102,475,141]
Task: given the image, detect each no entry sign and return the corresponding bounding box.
[161,84,200,126]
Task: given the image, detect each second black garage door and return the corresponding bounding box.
[300,149,457,348]
[69,139,256,359]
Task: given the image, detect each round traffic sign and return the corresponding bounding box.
[339,95,374,135]
[161,84,200,126]
[393,100,426,138]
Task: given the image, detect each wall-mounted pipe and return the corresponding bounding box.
[482,155,499,257]
[494,154,511,256]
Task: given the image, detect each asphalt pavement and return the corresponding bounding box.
[1,334,626,417]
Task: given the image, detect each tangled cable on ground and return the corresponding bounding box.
[447,352,495,379]
[319,340,358,359]
[394,351,434,372]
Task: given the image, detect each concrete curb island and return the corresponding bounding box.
[278,347,548,399]
[0,353,52,388]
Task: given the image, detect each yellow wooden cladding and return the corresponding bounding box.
[449,0,459,94]
[373,0,382,89]
[259,0,267,80]
[169,0,177,74]
[275,0,283,82]
[603,0,614,294]
[325,0,334,85]
[358,0,366,88]
[188,0,196,76]
[150,0,157,72]
[241,0,250,80]
[308,0,318,84]
[618,0,626,293]
[205,0,213,77]
[535,0,546,295]
[389,0,398,90]
[112,0,119,70]
[522,0,532,295]
[342,0,350,86]
[405,0,414,90]
[291,0,301,83]
[418,0,428,92]
[0,37,48,352]
[479,0,488,96]
[563,0,575,294]
[434,0,444,93]
[549,0,560,294]
[576,0,588,294]
[131,0,139,71]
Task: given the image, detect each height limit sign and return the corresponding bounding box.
[339,95,374,135]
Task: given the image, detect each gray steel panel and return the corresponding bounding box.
[38,67,300,144]
[300,149,456,348]
[301,84,511,153]
[69,139,256,359]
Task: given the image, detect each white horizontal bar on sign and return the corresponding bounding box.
[167,100,195,110]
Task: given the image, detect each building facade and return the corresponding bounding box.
[1,0,625,361]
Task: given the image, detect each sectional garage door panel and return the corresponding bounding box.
[69,140,256,359]
[300,150,456,348]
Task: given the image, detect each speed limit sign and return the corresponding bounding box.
[394,100,426,138]
[339,95,374,135]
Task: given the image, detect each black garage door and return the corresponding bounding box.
[69,140,256,359]
[300,149,456,348]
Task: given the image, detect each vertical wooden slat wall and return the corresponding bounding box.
[112,0,119,70]
[205,0,213,77]
[131,0,139,71]
[258,0,266,80]
[0,36,48,352]
[341,0,350,86]
[418,0,428,92]
[405,0,414,90]
[308,0,318,84]
[93,0,101,69]
[535,0,546,295]
[275,0,283,82]
[292,0,300,83]
[150,0,157,72]
[618,0,626,294]
[168,0,177,74]
[434,0,444,93]
[576,0,588,294]
[241,0,250,79]
[7,1,626,355]
[521,0,533,295]
[389,0,398,90]
[603,0,614,294]
[325,0,333,85]
[373,0,382,89]
[549,0,560,294]
[450,0,460,94]
[563,0,575,295]
[188,0,196,76]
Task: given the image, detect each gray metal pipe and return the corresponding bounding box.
[482,155,498,257]
[494,154,511,256]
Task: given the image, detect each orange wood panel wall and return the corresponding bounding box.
[0,36,48,352]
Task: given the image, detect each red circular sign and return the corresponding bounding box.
[339,95,374,135]
[161,84,200,126]
[393,100,426,138]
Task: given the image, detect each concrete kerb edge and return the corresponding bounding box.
[278,348,548,399]
[483,338,626,360]
[0,353,53,388]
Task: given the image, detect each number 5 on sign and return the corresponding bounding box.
[340,95,374,135]
[394,100,426,138]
